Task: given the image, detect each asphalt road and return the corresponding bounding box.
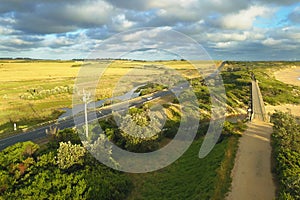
[0,88,178,151]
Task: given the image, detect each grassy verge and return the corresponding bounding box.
[126,134,240,200]
[211,136,239,199]
[0,109,63,139]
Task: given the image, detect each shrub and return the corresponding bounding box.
[57,141,86,170]
[20,85,73,100]
[270,111,300,199]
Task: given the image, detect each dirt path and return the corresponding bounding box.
[227,79,276,200]
[226,120,276,200]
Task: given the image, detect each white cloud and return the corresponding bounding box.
[269,26,300,42]
[262,38,283,46]
[121,27,172,42]
[63,1,113,25]
[215,41,236,48]
[0,0,299,60]
[220,5,272,30]
[111,14,135,31]
[205,30,265,43]
[206,32,247,42]
[0,16,16,24]
[0,26,15,35]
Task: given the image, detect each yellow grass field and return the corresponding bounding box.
[0,59,217,135]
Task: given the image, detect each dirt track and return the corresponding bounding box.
[226,121,276,200]
[226,79,276,200]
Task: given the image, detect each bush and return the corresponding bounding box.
[270,111,300,199]
[0,140,132,200]
[20,85,73,100]
[57,141,86,170]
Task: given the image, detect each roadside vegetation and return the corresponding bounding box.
[127,121,245,200]
[254,70,300,105]
[270,111,300,200]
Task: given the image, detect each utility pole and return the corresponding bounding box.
[82,89,92,139]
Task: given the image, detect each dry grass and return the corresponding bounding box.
[0,60,213,135]
[0,60,79,81]
[0,60,79,134]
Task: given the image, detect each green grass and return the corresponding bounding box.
[127,136,239,200]
[222,70,252,109]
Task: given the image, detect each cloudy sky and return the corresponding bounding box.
[0,0,299,60]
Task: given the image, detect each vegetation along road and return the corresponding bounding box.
[0,61,227,151]
[227,78,276,200]
[0,88,178,151]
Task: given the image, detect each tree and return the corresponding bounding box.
[84,134,119,169]
[57,141,86,170]
[118,109,163,152]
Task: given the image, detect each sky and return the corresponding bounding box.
[0,0,300,61]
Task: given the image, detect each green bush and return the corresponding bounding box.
[0,139,132,200]
[270,111,300,199]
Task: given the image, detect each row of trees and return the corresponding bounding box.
[270,111,300,200]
